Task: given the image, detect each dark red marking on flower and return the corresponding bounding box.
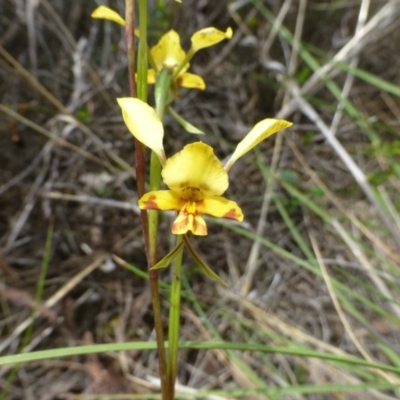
[142,195,158,210]
[223,208,240,220]
[176,76,183,86]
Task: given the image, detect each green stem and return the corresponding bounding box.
[152,69,179,399]
[167,234,184,398]
[150,69,173,257]
[137,0,148,101]
[146,67,174,399]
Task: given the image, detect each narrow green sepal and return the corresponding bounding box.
[168,106,205,135]
[183,235,227,286]
[151,240,185,270]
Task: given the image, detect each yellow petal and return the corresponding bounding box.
[190,27,233,53]
[198,196,243,221]
[172,208,208,236]
[150,30,186,72]
[91,6,126,26]
[139,190,185,211]
[176,72,205,90]
[225,119,293,171]
[162,142,229,197]
[117,98,166,164]
[147,69,157,84]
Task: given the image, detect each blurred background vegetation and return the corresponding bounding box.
[1,0,400,398]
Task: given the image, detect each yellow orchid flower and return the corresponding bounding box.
[146,27,232,91]
[117,98,292,236]
[140,142,242,235]
[91,6,232,91]
[149,27,232,90]
[148,30,206,90]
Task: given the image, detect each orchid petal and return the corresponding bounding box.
[172,209,208,236]
[91,6,126,26]
[91,6,139,36]
[117,98,166,164]
[225,119,292,171]
[139,190,185,211]
[176,72,205,90]
[150,30,186,72]
[190,27,233,53]
[198,196,243,221]
[162,142,229,197]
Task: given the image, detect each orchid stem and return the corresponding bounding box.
[153,69,181,399]
[167,234,184,398]
[126,0,169,399]
[147,67,174,398]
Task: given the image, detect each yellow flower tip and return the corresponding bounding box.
[225,119,293,171]
[223,206,244,221]
[190,27,234,53]
[198,197,244,222]
[91,6,126,26]
[177,73,206,90]
[116,98,165,163]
